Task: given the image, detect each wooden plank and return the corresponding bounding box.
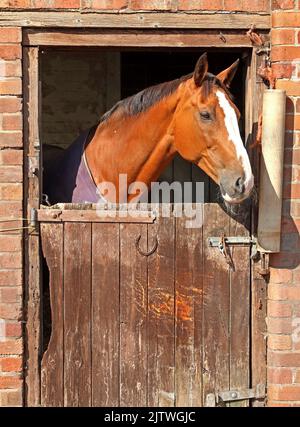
[175,209,203,406]
[23,29,268,47]
[202,204,230,406]
[0,11,270,29]
[23,46,42,407]
[37,209,155,223]
[228,215,251,407]
[40,223,64,407]
[91,223,120,407]
[250,48,267,407]
[147,214,175,407]
[119,223,148,407]
[64,222,92,407]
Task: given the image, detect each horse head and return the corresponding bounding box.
[173,53,254,204]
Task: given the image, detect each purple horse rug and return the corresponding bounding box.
[43,126,103,205]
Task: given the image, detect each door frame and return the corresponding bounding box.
[23,27,269,406]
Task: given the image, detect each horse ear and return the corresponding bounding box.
[217,59,240,88]
[194,53,208,87]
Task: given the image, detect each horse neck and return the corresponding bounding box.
[86,83,187,202]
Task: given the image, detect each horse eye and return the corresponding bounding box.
[200,111,211,121]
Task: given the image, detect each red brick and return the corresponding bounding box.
[178,0,223,10]
[268,317,293,334]
[0,150,22,166]
[0,201,22,217]
[284,148,300,166]
[268,401,296,406]
[224,0,269,11]
[0,0,30,7]
[0,165,22,182]
[268,334,292,350]
[83,0,128,8]
[0,45,21,60]
[0,183,22,201]
[0,60,22,78]
[0,357,22,372]
[270,268,293,284]
[272,46,300,62]
[268,301,293,317]
[0,389,22,406]
[283,183,300,199]
[53,0,80,6]
[0,270,22,287]
[0,253,22,269]
[0,28,21,44]
[283,165,300,183]
[0,235,21,252]
[271,28,295,45]
[5,322,22,337]
[273,11,300,27]
[130,0,172,10]
[0,303,21,320]
[0,97,21,114]
[1,113,22,131]
[0,287,21,303]
[296,99,300,113]
[0,339,22,355]
[277,81,300,96]
[284,132,300,148]
[269,351,300,367]
[285,115,300,131]
[0,79,22,96]
[268,385,300,401]
[272,63,294,79]
[0,376,21,389]
[0,132,22,147]
[272,0,295,9]
[268,367,293,383]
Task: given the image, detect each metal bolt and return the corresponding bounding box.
[231,392,238,399]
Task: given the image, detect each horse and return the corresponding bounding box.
[44,53,254,206]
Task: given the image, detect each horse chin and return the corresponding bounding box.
[222,192,249,205]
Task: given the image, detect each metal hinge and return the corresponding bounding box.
[206,384,265,407]
[208,236,258,259]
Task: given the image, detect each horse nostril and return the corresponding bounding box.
[235,177,245,194]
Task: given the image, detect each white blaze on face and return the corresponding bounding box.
[216,90,254,196]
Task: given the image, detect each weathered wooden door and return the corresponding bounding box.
[38,203,265,407]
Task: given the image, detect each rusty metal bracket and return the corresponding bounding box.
[206,384,265,407]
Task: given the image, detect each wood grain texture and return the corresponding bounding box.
[64,222,92,407]
[202,204,231,406]
[1,12,271,29]
[23,46,42,407]
[119,223,148,407]
[175,209,203,407]
[147,214,175,407]
[228,215,250,407]
[92,223,120,406]
[37,209,155,223]
[23,29,268,47]
[40,223,64,407]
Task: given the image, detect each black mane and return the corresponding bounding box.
[99,72,233,125]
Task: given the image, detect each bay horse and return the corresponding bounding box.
[44,53,254,205]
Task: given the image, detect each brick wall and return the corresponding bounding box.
[0,0,270,12]
[0,27,23,407]
[268,0,300,407]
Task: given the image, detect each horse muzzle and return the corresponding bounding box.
[220,172,254,204]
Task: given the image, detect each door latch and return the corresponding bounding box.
[206,384,265,407]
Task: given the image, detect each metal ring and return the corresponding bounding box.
[135,234,158,257]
